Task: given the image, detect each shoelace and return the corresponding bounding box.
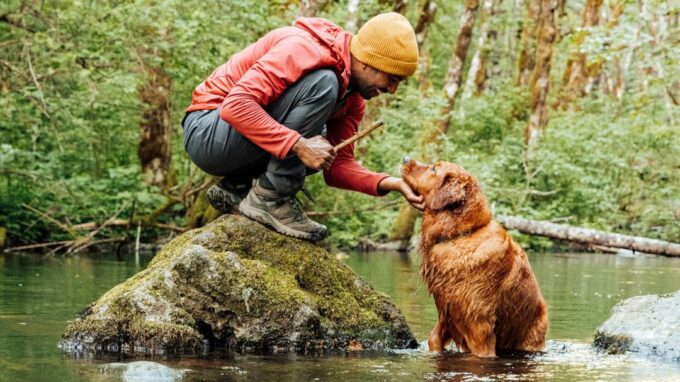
[274,195,307,223]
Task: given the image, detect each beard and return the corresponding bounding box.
[350,77,378,100]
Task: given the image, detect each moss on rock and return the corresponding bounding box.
[60,215,417,355]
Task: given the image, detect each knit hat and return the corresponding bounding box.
[350,12,418,77]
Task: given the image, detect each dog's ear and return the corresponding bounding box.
[429,173,467,210]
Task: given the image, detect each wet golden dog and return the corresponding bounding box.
[401,159,548,357]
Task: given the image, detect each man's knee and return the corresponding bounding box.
[304,69,339,107]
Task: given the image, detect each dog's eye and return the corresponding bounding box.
[430,166,436,172]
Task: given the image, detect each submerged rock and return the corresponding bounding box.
[99,361,187,382]
[59,215,417,355]
[594,290,680,362]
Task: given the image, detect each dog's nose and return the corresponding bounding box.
[402,156,411,164]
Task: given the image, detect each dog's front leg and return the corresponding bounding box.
[466,321,497,357]
[427,319,449,352]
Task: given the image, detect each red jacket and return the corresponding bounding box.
[186,18,388,196]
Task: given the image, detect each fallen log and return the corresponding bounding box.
[497,215,680,257]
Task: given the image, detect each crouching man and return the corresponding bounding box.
[183,13,424,241]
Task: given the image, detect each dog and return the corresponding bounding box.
[401,158,548,357]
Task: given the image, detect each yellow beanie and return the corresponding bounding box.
[350,12,419,77]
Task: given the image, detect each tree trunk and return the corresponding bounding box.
[435,0,480,137]
[554,0,603,109]
[393,0,409,14]
[598,3,624,96]
[463,0,496,99]
[524,0,558,147]
[298,0,330,17]
[389,202,420,241]
[517,0,541,86]
[346,0,361,33]
[391,0,479,241]
[415,0,438,91]
[379,0,409,14]
[138,66,174,188]
[614,0,648,101]
[498,215,680,257]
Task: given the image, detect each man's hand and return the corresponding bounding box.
[378,176,425,210]
[292,136,336,171]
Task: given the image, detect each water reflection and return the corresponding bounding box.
[428,351,537,381]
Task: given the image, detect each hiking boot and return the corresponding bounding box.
[206,179,251,213]
[238,180,328,241]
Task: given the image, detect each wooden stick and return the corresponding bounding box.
[333,120,385,151]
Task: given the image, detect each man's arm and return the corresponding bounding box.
[220,35,326,159]
[323,95,423,209]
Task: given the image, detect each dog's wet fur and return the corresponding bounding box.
[402,159,548,357]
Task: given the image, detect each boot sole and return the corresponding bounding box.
[207,185,242,214]
[238,204,327,242]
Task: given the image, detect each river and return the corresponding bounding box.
[1,250,680,381]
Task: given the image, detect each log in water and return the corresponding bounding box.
[498,215,680,257]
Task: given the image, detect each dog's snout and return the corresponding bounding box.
[402,156,411,165]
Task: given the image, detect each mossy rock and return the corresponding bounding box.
[59,215,417,355]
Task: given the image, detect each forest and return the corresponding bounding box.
[1,0,678,252]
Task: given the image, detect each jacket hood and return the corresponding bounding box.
[294,17,352,90]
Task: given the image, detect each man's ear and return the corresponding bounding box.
[429,173,466,210]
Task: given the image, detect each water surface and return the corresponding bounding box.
[1,250,680,381]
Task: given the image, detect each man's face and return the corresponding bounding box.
[351,63,405,100]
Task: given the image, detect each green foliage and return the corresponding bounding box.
[1,0,677,249]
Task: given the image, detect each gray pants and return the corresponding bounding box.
[183,69,340,196]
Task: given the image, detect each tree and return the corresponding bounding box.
[415,0,438,90]
[517,0,541,86]
[525,0,558,147]
[463,0,496,99]
[554,0,604,109]
[138,66,175,188]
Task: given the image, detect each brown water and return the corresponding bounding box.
[1,250,680,381]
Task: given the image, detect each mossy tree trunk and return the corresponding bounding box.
[390,0,480,241]
[524,0,558,147]
[415,0,438,91]
[436,0,480,137]
[463,0,496,99]
[0,227,6,248]
[517,0,541,86]
[554,0,603,109]
[138,66,175,189]
[186,190,222,229]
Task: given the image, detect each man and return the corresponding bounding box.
[183,12,424,241]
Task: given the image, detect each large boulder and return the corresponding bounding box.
[594,290,680,362]
[59,215,417,355]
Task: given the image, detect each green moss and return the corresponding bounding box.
[61,215,416,355]
[0,227,6,248]
[594,332,632,354]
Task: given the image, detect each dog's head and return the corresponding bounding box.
[400,158,477,210]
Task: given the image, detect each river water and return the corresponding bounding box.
[1,250,680,381]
